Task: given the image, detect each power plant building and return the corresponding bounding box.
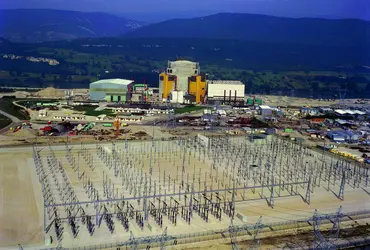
[159,60,206,104]
[206,80,245,105]
[89,79,134,102]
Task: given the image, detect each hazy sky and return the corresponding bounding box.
[1,0,369,21]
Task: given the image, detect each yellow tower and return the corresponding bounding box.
[159,73,175,100]
[188,74,207,103]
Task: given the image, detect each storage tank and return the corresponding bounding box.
[247,98,254,105]
[255,98,263,105]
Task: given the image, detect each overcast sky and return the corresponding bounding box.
[1,0,369,21]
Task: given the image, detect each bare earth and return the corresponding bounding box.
[0,152,43,247]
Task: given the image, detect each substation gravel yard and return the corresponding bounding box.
[1,135,370,249]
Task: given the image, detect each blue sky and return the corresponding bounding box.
[1,0,369,21]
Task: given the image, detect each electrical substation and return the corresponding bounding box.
[27,135,369,249]
[13,134,370,249]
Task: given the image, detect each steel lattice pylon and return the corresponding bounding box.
[229,218,239,250]
[167,102,175,128]
[128,231,138,250]
[313,206,343,250]
[249,216,263,250]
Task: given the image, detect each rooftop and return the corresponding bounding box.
[207,80,244,85]
[335,109,366,115]
[260,105,272,109]
[90,79,134,86]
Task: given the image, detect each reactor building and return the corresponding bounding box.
[159,60,206,104]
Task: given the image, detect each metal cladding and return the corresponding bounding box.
[89,79,134,101]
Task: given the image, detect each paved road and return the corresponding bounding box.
[0,109,21,123]
[0,109,22,134]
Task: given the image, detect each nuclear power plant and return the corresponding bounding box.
[159,59,245,105]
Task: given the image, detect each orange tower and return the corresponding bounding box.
[113,118,120,137]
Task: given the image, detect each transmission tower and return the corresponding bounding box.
[229,218,239,250]
[249,216,263,250]
[167,102,176,128]
[128,231,138,250]
[337,83,347,107]
[305,175,312,204]
[160,227,168,250]
[312,206,343,249]
[338,171,345,200]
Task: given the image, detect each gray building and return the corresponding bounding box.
[259,105,273,117]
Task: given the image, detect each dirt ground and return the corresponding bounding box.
[0,125,222,148]
[184,221,370,250]
[0,151,43,248]
[256,95,339,107]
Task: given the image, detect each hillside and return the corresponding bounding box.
[0,36,369,98]
[124,13,370,46]
[0,9,145,43]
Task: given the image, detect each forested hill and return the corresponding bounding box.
[124,13,370,46]
[0,9,145,43]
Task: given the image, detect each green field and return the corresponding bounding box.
[175,106,206,114]
[84,110,114,117]
[17,99,59,108]
[72,105,98,112]
[0,98,30,120]
[69,105,115,116]
[0,38,369,98]
[0,114,12,129]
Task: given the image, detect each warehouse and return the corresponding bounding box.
[327,131,347,142]
[89,79,134,102]
[259,105,273,117]
[206,80,245,105]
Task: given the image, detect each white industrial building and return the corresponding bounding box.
[206,80,245,105]
[169,91,185,104]
[89,79,134,102]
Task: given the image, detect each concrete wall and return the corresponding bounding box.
[168,61,199,92]
[90,90,106,101]
[261,108,273,117]
[170,91,184,104]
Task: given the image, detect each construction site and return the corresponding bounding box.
[1,133,370,250]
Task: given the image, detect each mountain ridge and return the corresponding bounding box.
[0,9,145,43]
[123,13,370,46]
